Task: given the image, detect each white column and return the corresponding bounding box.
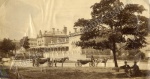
[52,50,54,58]
[62,51,64,57]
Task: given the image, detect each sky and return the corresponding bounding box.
[0,0,149,40]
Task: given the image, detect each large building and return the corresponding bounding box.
[29,27,87,61]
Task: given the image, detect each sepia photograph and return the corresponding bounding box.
[0,0,150,79]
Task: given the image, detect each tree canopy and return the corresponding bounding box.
[74,0,148,67]
[0,38,16,53]
[20,36,30,50]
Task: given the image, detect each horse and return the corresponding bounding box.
[95,58,109,67]
[34,58,51,72]
[53,57,69,67]
[34,58,52,66]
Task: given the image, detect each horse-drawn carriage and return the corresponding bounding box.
[33,57,52,67]
[75,59,95,67]
[75,55,109,67]
[33,57,69,67]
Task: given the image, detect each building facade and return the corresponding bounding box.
[28,38,37,48]
[29,27,87,61]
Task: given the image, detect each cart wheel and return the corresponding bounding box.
[47,62,53,67]
[89,62,95,67]
[75,62,78,67]
[92,62,95,67]
[75,62,82,67]
[78,62,82,67]
[35,62,39,67]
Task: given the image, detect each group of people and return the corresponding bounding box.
[120,61,141,77]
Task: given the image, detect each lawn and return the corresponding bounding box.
[8,67,150,79]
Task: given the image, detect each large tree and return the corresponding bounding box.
[74,0,148,67]
[20,36,30,50]
[0,38,16,54]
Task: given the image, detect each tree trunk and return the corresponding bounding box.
[112,42,118,67]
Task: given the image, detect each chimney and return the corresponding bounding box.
[63,27,67,35]
[52,28,55,33]
[44,31,47,34]
[74,28,77,33]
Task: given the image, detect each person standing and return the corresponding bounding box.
[32,58,35,67]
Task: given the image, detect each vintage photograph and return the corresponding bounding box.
[0,0,150,79]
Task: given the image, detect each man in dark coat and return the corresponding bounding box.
[120,61,131,77]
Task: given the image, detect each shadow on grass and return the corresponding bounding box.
[8,69,150,79]
[115,70,150,78]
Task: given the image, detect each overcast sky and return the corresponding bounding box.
[0,0,149,40]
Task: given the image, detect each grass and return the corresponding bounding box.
[7,67,150,79]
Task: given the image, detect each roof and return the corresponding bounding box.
[69,32,82,37]
[37,30,68,38]
[43,32,68,37]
